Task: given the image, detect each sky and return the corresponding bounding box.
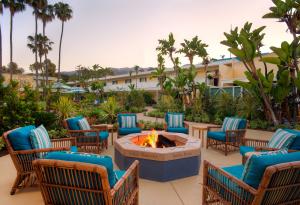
[1,0,292,72]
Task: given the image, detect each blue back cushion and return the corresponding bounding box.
[8,125,36,150]
[66,116,83,130]
[165,112,185,127]
[284,129,300,150]
[242,152,300,189]
[117,114,137,128]
[238,118,247,129]
[46,151,117,188]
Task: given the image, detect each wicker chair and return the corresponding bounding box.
[207,118,247,156]
[2,128,74,195]
[202,160,300,205]
[63,117,108,153]
[33,159,139,205]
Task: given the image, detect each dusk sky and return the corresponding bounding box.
[1,0,292,72]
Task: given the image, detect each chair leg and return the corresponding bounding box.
[10,173,23,195]
[224,143,228,156]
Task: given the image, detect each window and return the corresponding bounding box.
[139,77,147,82]
[112,80,118,85]
[125,79,131,84]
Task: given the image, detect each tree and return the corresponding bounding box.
[3,0,25,81]
[91,81,105,100]
[54,2,72,82]
[27,34,53,86]
[27,0,47,89]
[178,36,209,99]
[151,54,166,92]
[134,65,140,89]
[43,59,56,77]
[221,22,279,125]
[156,33,179,75]
[38,4,55,86]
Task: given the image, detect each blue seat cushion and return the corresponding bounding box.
[8,125,36,150]
[66,116,83,130]
[45,151,117,188]
[239,146,255,156]
[284,129,300,150]
[166,127,189,134]
[114,170,126,181]
[242,151,300,189]
[118,127,142,136]
[222,164,244,179]
[86,131,109,140]
[207,131,226,141]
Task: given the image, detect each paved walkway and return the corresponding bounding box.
[0,113,274,205]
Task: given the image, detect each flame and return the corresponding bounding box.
[141,129,158,148]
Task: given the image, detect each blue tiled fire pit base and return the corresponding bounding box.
[115,149,201,182]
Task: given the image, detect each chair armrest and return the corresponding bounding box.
[13,147,70,155]
[111,160,139,205]
[242,138,269,147]
[184,122,189,129]
[136,123,143,129]
[207,126,221,132]
[203,160,257,203]
[163,123,168,130]
[91,125,108,131]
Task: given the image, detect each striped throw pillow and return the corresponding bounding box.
[168,114,184,128]
[121,116,136,128]
[222,117,241,131]
[241,149,288,182]
[30,125,52,158]
[78,118,91,130]
[267,129,296,149]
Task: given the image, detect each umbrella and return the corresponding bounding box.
[52,82,72,90]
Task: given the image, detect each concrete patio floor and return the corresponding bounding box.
[0,118,274,205]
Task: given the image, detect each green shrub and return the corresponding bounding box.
[142,91,156,105]
[139,120,164,130]
[146,110,165,118]
[0,137,6,151]
[157,95,178,112]
[33,111,58,130]
[249,119,270,130]
[125,90,145,110]
[129,107,145,113]
[101,97,123,124]
[48,129,68,139]
[215,92,237,120]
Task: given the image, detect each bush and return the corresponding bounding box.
[139,120,164,130]
[215,92,237,120]
[146,109,165,118]
[249,119,270,130]
[125,90,145,110]
[129,107,145,113]
[142,91,156,105]
[157,95,178,112]
[48,129,68,139]
[33,111,58,130]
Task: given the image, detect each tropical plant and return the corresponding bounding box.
[3,0,25,81]
[91,81,105,100]
[151,54,166,92]
[125,89,145,110]
[100,97,122,124]
[53,96,75,122]
[54,2,72,82]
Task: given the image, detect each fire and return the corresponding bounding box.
[141,129,158,148]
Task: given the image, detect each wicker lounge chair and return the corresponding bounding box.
[203,152,300,205]
[240,128,300,164]
[2,126,75,195]
[117,113,142,138]
[164,112,189,134]
[63,116,109,153]
[207,117,247,155]
[33,159,139,205]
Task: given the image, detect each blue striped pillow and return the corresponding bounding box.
[222,117,241,131]
[267,129,296,149]
[30,125,52,158]
[168,114,184,128]
[121,116,136,128]
[78,118,91,130]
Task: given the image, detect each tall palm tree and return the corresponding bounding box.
[27,34,53,85]
[54,2,72,82]
[38,4,55,86]
[134,65,140,89]
[27,0,47,89]
[151,54,166,92]
[3,0,25,81]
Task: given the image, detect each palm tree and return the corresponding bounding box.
[151,54,166,92]
[3,0,25,81]
[27,0,47,89]
[27,34,53,86]
[134,65,140,89]
[38,4,55,86]
[54,2,72,82]
[0,1,3,77]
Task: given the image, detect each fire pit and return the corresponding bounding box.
[114,131,201,182]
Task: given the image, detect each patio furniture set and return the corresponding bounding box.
[1,112,300,204]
